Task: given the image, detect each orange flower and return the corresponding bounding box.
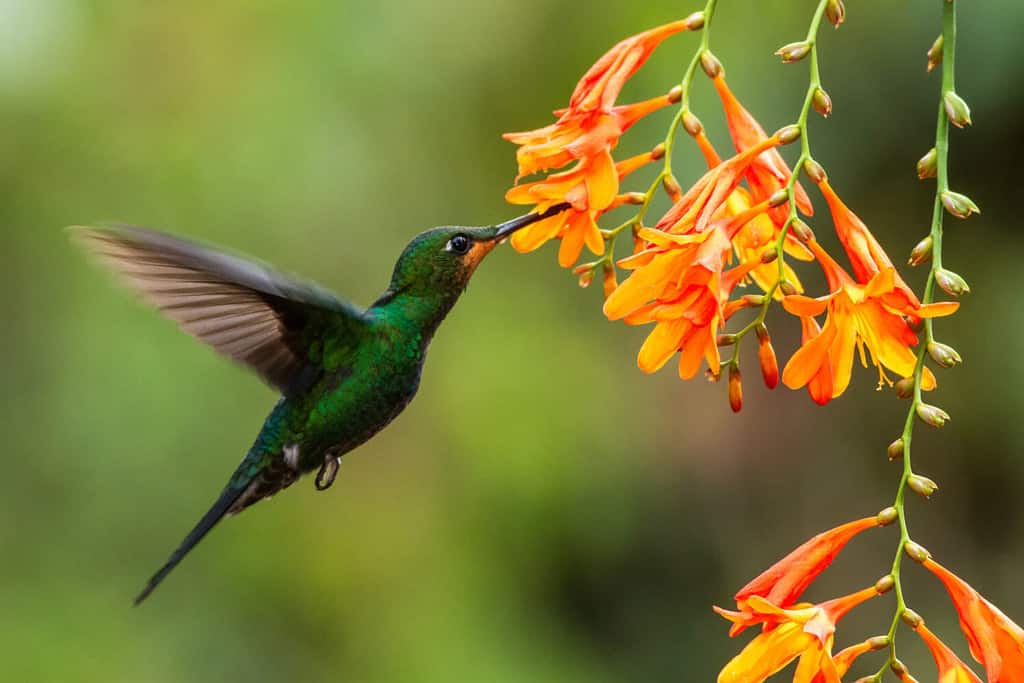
[727,515,880,635]
[689,132,813,298]
[712,74,814,225]
[655,135,783,236]
[503,20,689,264]
[504,94,672,180]
[506,151,657,267]
[603,181,777,379]
[781,240,957,404]
[925,558,1024,682]
[817,179,920,308]
[916,624,985,683]
[715,588,879,683]
[568,19,690,114]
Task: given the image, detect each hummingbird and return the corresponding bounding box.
[73,205,566,604]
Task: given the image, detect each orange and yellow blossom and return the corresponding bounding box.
[781,240,958,404]
[503,20,690,265]
[712,74,814,226]
[816,179,922,311]
[506,151,659,267]
[915,623,985,683]
[603,142,786,379]
[715,588,879,683]
[690,130,813,298]
[727,515,881,635]
[924,558,1024,682]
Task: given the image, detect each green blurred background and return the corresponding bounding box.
[2,1,1022,681]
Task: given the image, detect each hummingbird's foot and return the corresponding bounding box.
[315,453,341,491]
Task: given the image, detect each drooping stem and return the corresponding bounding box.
[871,2,959,680]
[593,0,720,271]
[723,0,831,369]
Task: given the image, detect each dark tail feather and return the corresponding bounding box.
[133,484,245,605]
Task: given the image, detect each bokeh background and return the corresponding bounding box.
[3,1,1023,681]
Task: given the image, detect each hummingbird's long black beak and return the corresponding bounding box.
[492,202,570,240]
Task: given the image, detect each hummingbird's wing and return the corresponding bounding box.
[73,226,368,395]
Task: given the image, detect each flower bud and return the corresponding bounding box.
[894,377,915,399]
[756,325,779,389]
[887,438,905,461]
[651,143,666,160]
[908,474,939,498]
[728,365,742,413]
[717,333,738,347]
[666,85,683,105]
[891,659,908,676]
[790,218,814,243]
[928,341,962,368]
[700,50,723,78]
[877,506,898,526]
[908,235,933,266]
[775,41,811,63]
[917,403,951,428]
[682,111,703,137]
[812,87,833,117]
[683,11,706,31]
[927,35,943,72]
[875,575,895,594]
[776,125,801,144]
[577,269,594,288]
[760,248,779,264]
[663,176,683,202]
[620,192,647,206]
[941,190,980,218]
[904,541,931,563]
[601,262,617,299]
[825,0,846,27]
[803,159,827,184]
[901,609,924,628]
[916,148,938,179]
[705,367,721,382]
[572,262,595,276]
[867,635,890,650]
[779,281,799,296]
[935,268,970,297]
[742,294,766,307]
[769,189,790,207]
[943,91,972,128]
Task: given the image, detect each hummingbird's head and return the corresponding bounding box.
[381,205,568,306]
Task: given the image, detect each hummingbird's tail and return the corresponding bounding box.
[133,482,245,605]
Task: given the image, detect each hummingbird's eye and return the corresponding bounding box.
[446,234,472,255]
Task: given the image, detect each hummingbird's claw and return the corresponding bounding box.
[315,453,340,491]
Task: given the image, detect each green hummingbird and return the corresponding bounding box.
[74,205,565,604]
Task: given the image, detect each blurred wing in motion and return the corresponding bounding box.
[73,225,369,394]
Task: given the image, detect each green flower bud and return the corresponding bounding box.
[909,235,933,266]
[927,35,943,72]
[916,403,951,428]
[941,190,981,218]
[943,91,972,128]
[775,41,811,63]
[935,268,970,297]
[928,341,962,368]
[917,148,937,179]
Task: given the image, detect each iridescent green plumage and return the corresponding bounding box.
[73,207,564,603]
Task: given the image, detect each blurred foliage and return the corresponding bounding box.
[1,1,1023,681]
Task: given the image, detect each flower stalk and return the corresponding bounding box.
[872,1,966,679]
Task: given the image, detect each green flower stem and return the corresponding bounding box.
[871,2,959,680]
[724,0,830,368]
[596,0,720,268]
